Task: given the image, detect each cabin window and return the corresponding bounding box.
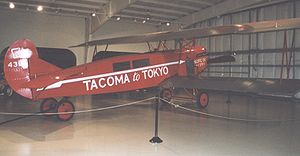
[113,61,131,71]
[132,59,150,68]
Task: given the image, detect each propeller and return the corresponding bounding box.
[207,55,235,64]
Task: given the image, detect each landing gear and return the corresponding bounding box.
[160,88,172,102]
[196,92,209,108]
[40,98,58,115]
[56,100,75,121]
[40,98,75,121]
[158,88,209,109]
[3,85,13,97]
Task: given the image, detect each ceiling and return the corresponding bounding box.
[113,0,224,25]
[0,0,109,17]
[0,0,224,25]
[0,0,286,32]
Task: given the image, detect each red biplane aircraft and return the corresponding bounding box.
[4,18,300,121]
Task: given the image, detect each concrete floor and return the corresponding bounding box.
[0,90,300,156]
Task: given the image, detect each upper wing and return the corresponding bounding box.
[71,18,300,47]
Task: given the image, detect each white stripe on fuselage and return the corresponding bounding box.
[40,60,185,91]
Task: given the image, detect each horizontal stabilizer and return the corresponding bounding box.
[23,73,63,89]
[23,67,86,89]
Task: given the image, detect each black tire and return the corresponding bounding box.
[56,100,75,121]
[3,85,13,97]
[196,92,209,108]
[40,98,58,115]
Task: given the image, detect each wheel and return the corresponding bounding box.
[0,84,5,93]
[196,92,209,108]
[56,100,75,121]
[160,88,172,103]
[3,85,13,97]
[40,98,58,115]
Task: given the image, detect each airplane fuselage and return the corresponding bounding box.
[31,47,207,100]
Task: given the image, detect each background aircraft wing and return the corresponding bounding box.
[163,76,300,99]
[71,18,300,47]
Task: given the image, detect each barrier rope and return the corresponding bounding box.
[0,96,296,123]
[0,97,156,116]
[159,98,296,122]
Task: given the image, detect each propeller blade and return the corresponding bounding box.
[207,55,235,64]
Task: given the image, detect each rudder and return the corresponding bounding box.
[4,39,61,100]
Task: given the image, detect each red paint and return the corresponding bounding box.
[57,100,74,121]
[199,93,208,107]
[4,39,208,101]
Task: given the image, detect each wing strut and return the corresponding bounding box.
[92,45,98,58]
[147,42,152,52]
[104,44,109,51]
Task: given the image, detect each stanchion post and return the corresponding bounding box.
[149,96,163,144]
[226,93,232,104]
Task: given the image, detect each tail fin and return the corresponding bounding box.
[4,39,61,100]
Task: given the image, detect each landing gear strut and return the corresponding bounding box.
[40,98,75,121]
[160,88,172,102]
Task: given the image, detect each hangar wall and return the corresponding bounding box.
[193,1,300,79]
[0,9,86,65]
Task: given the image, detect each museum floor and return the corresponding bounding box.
[0,90,300,156]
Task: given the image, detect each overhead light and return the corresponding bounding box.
[116,17,121,21]
[146,10,150,21]
[142,20,146,23]
[9,2,15,9]
[91,12,96,17]
[134,18,137,22]
[37,5,43,12]
[166,22,170,26]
